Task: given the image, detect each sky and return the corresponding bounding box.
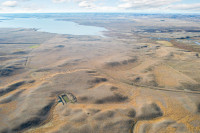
[0,0,200,13]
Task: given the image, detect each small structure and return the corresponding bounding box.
[58,93,77,105]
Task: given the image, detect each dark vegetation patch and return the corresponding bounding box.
[13,117,42,132]
[110,86,118,91]
[126,58,137,63]
[57,59,81,67]
[0,57,13,61]
[0,81,25,96]
[148,80,158,87]
[198,104,200,113]
[37,101,55,116]
[106,61,121,67]
[79,96,89,102]
[86,70,96,74]
[136,45,148,49]
[142,29,183,33]
[126,109,136,118]
[55,45,65,48]
[195,53,199,58]
[176,36,191,39]
[0,65,23,77]
[133,77,142,83]
[95,94,128,104]
[122,60,130,65]
[0,90,24,104]
[28,80,35,83]
[141,28,200,33]
[118,108,136,118]
[180,83,200,91]
[11,51,28,55]
[171,40,200,53]
[58,62,78,67]
[138,103,163,120]
[88,77,107,84]
[106,57,137,67]
[185,30,200,32]
[13,101,55,132]
[35,68,51,72]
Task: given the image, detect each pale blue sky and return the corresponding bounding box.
[0,0,200,13]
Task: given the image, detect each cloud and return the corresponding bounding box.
[52,0,98,10]
[167,3,200,11]
[77,0,118,11]
[2,1,18,7]
[78,1,95,8]
[2,0,199,13]
[52,0,68,3]
[118,0,181,9]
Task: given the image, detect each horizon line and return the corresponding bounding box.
[0,12,200,14]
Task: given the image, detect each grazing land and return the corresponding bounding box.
[0,13,200,133]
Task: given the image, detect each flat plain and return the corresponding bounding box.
[0,13,200,133]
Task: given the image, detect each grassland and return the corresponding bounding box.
[0,14,200,133]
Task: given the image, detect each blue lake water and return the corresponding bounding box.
[0,17,106,36]
[150,37,200,45]
[195,42,200,45]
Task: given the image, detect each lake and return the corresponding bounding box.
[195,42,200,45]
[0,17,106,36]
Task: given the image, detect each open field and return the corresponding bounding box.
[0,13,200,133]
